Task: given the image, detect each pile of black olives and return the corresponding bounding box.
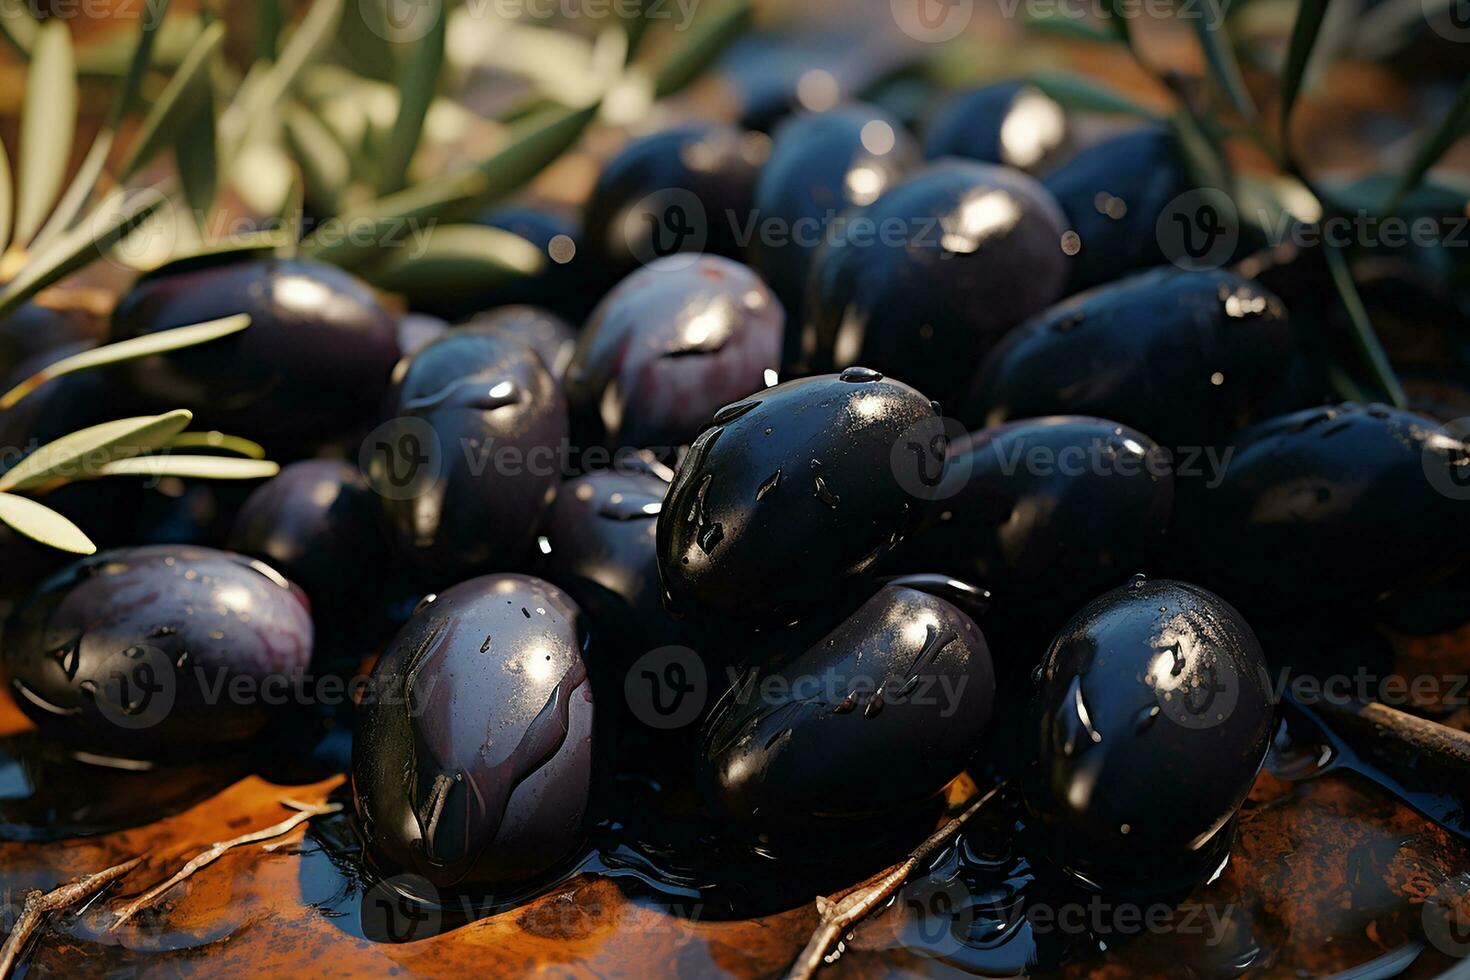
[4,84,1468,939]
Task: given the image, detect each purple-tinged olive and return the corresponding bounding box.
[110,257,400,447]
[565,256,782,454]
[750,104,918,340]
[701,582,994,839]
[1028,578,1272,894]
[801,159,1068,404]
[2,546,313,757]
[1174,403,1470,617]
[0,297,107,376]
[461,202,589,321]
[657,369,933,626]
[923,81,1071,174]
[376,327,567,587]
[965,268,1299,449]
[892,417,1173,616]
[1042,123,1191,293]
[397,313,449,358]
[462,305,577,380]
[352,574,593,889]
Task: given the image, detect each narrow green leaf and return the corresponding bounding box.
[283,104,348,216]
[257,0,280,62]
[167,431,267,459]
[0,313,250,409]
[1189,0,1259,124]
[1023,71,1163,119]
[1279,0,1330,154]
[1387,79,1470,216]
[0,189,167,322]
[0,0,37,58]
[0,136,12,254]
[357,224,544,306]
[333,0,394,82]
[95,456,281,480]
[653,0,751,99]
[1323,242,1407,408]
[1170,107,1232,195]
[0,493,94,554]
[1023,10,1122,44]
[133,234,286,282]
[0,410,194,491]
[15,20,77,246]
[376,0,446,196]
[118,20,226,182]
[176,93,220,223]
[222,0,345,161]
[107,0,173,130]
[27,131,115,257]
[1097,0,1134,44]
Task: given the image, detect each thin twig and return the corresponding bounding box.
[786,782,1004,980]
[108,800,341,931]
[0,857,141,978]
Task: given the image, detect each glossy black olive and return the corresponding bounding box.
[462,305,577,380]
[701,581,994,838]
[376,327,568,587]
[1028,578,1273,894]
[749,104,918,339]
[1173,403,1470,616]
[352,574,593,889]
[461,202,589,321]
[1041,123,1191,293]
[892,417,1173,617]
[801,159,1069,404]
[965,268,1300,449]
[657,369,934,625]
[2,545,313,757]
[0,298,107,376]
[111,257,401,448]
[581,124,769,277]
[565,255,782,454]
[923,81,1071,174]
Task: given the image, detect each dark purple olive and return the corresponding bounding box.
[375,327,567,587]
[582,124,770,276]
[2,546,313,757]
[749,104,918,339]
[352,574,593,889]
[1042,124,1190,293]
[923,81,1071,174]
[1174,403,1470,616]
[965,268,1299,449]
[892,417,1173,616]
[801,159,1069,404]
[657,369,934,626]
[565,255,782,454]
[397,313,449,357]
[1028,578,1272,894]
[701,582,994,838]
[0,297,107,376]
[459,202,588,321]
[462,305,577,380]
[111,257,400,448]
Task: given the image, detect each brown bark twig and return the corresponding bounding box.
[786,782,1004,980]
[0,858,141,978]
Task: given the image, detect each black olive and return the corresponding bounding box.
[700,581,994,840]
[352,574,593,890]
[376,327,568,587]
[1028,578,1273,894]
[111,257,401,449]
[2,545,313,757]
[1173,403,1470,617]
[923,81,1071,174]
[801,159,1069,405]
[0,298,107,377]
[965,268,1300,449]
[891,417,1174,618]
[1042,123,1191,293]
[749,104,918,341]
[565,255,782,454]
[657,369,934,626]
[458,202,589,322]
[397,313,449,358]
[460,305,577,381]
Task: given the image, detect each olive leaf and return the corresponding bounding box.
[14,20,77,246]
[1387,79,1470,217]
[0,0,38,58]
[1022,10,1122,44]
[0,410,194,492]
[1189,0,1259,124]
[356,224,545,306]
[283,102,350,215]
[94,456,281,480]
[118,20,226,182]
[653,0,751,99]
[1323,242,1406,408]
[0,136,12,254]
[1278,0,1329,153]
[0,493,95,554]
[0,313,250,409]
[176,91,220,223]
[1023,71,1163,120]
[376,0,446,196]
[166,431,267,459]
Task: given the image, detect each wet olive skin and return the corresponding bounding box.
[749,104,918,340]
[701,583,994,836]
[377,328,568,587]
[1174,403,1470,616]
[1029,579,1272,893]
[893,417,1173,616]
[565,256,783,454]
[801,159,1068,404]
[1042,124,1190,293]
[111,258,400,447]
[462,306,577,380]
[352,574,593,890]
[657,370,934,626]
[965,268,1299,449]
[923,81,1071,174]
[2,546,313,756]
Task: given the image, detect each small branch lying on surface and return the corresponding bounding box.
[786,783,1004,980]
[108,799,341,931]
[0,858,141,978]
